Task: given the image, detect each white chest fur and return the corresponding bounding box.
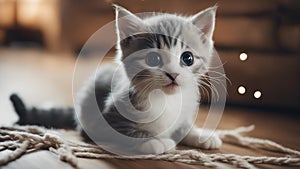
[139,86,199,137]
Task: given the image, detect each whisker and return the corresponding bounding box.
[206,61,227,69]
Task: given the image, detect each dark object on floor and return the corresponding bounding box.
[9,94,76,129]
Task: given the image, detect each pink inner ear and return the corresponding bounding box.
[202,22,212,36]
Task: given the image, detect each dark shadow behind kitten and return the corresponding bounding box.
[10,94,76,128]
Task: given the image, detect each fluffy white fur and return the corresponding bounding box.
[78,5,222,154]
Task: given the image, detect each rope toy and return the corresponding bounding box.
[0,125,299,169]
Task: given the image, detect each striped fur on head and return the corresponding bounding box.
[114,5,217,96]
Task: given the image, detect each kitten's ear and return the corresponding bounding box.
[190,6,217,40]
[113,4,145,39]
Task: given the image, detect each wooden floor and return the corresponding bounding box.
[0,48,299,169]
[2,107,300,169]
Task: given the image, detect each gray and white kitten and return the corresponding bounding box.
[10,5,222,155]
[77,5,222,154]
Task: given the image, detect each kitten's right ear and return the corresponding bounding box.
[190,6,217,40]
[113,4,145,40]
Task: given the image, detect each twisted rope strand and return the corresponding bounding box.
[0,140,29,166]
[1,125,299,169]
[218,125,300,156]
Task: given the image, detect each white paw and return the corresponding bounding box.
[139,138,176,154]
[198,132,222,150]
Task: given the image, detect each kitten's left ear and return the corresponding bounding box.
[190,6,217,40]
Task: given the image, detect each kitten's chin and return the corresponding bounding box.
[161,82,180,95]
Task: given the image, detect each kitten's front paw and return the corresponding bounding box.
[198,132,222,150]
[139,138,176,154]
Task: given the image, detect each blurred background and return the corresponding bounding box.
[0,0,299,125]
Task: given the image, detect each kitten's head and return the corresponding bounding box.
[114,5,217,95]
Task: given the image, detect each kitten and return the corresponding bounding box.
[11,5,222,155]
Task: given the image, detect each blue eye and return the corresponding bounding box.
[181,51,194,66]
[145,52,161,67]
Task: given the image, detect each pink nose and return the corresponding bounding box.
[165,72,179,81]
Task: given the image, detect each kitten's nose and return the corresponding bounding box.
[165,72,179,81]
